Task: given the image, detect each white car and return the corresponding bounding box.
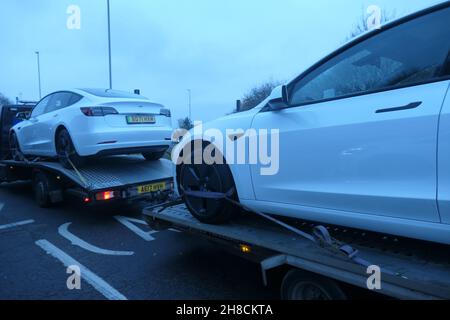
[174,3,450,245]
[10,88,173,168]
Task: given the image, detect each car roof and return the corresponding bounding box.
[37,89,163,107]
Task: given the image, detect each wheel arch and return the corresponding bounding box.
[8,128,21,153]
[54,125,81,154]
[9,128,17,141]
[281,269,348,300]
[9,126,21,139]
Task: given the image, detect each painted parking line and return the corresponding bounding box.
[114,216,158,241]
[36,239,127,300]
[59,223,134,256]
[0,219,35,231]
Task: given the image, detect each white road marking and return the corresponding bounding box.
[114,216,158,241]
[0,219,35,231]
[35,239,127,300]
[59,223,134,256]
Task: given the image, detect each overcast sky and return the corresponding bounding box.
[0,0,445,123]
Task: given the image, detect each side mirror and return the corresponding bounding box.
[267,86,289,111]
[16,111,30,121]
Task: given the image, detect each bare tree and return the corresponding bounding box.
[346,8,396,41]
[236,80,282,113]
[178,117,194,130]
[0,92,12,107]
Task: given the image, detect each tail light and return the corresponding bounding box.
[95,190,120,201]
[160,108,171,117]
[81,107,118,117]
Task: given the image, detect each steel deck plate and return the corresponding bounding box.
[144,205,450,300]
[2,156,173,191]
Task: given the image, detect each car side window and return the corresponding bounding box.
[68,93,83,106]
[442,52,450,77]
[45,92,72,113]
[289,6,450,106]
[31,95,52,117]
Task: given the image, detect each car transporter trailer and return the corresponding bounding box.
[144,199,450,300]
[0,155,174,207]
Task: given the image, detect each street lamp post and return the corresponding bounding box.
[187,89,192,119]
[35,51,42,100]
[107,0,113,89]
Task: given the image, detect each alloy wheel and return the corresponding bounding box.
[181,163,224,217]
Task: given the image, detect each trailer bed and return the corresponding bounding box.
[144,204,450,300]
[1,155,173,191]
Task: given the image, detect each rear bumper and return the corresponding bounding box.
[71,126,174,157]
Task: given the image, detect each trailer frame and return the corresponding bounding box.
[0,155,174,207]
[143,200,450,300]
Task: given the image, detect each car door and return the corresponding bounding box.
[18,94,52,155]
[437,56,450,224]
[251,6,450,223]
[33,92,73,155]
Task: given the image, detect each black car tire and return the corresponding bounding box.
[9,132,24,161]
[56,129,86,169]
[178,143,238,224]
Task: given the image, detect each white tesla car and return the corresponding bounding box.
[174,3,450,245]
[10,88,173,168]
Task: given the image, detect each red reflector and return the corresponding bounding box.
[83,197,91,203]
[95,191,116,201]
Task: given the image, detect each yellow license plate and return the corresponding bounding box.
[126,115,156,124]
[137,182,166,194]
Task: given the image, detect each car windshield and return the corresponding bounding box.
[79,88,149,100]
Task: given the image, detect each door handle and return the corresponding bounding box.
[376,101,422,114]
[30,118,39,123]
[53,114,59,118]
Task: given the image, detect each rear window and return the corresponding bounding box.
[69,93,83,105]
[80,88,148,100]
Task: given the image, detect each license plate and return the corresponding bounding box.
[137,182,166,194]
[126,115,156,124]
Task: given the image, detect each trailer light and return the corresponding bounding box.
[83,197,91,203]
[240,244,252,254]
[95,191,116,201]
